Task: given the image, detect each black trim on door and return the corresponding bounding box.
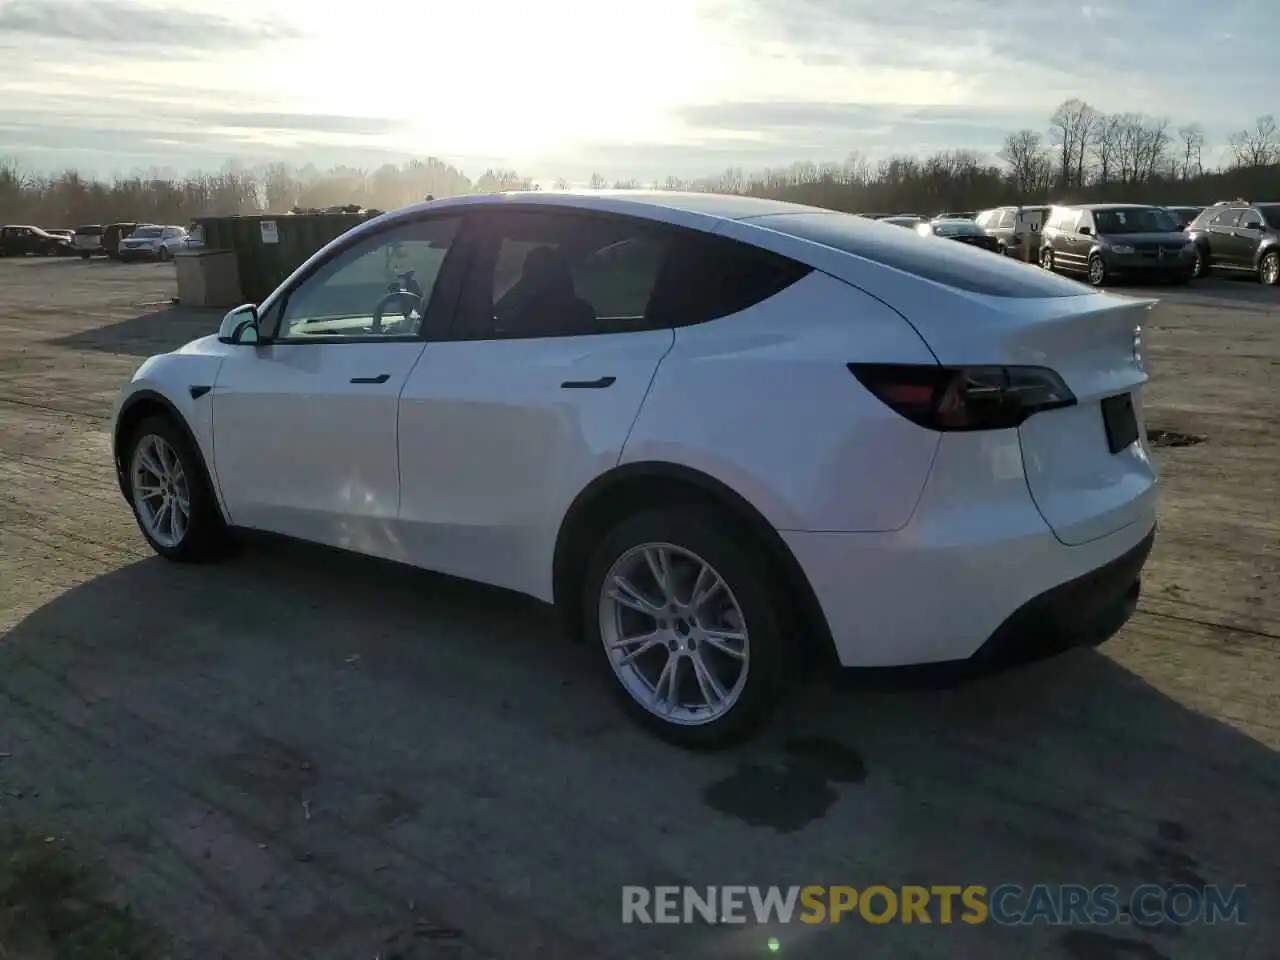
[350,374,391,384]
[560,376,615,389]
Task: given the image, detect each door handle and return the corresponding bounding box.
[561,376,615,389]
[350,373,391,384]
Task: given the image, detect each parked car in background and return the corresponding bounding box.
[1184,200,1280,284]
[916,218,1002,252]
[0,225,74,257]
[880,215,928,229]
[975,206,1051,260]
[110,191,1157,746]
[72,224,105,258]
[1162,206,1203,230]
[103,222,139,259]
[118,224,189,262]
[45,228,75,243]
[1039,204,1193,286]
[936,210,977,220]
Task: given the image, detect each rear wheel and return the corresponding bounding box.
[1039,247,1056,272]
[583,507,792,749]
[1259,251,1280,286]
[124,415,228,562]
[1087,255,1108,287]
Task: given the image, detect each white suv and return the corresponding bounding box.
[111,192,1158,747]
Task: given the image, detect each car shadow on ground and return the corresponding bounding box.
[1,538,1276,960]
[1128,276,1279,308]
[48,306,223,357]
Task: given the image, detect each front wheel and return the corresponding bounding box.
[158,246,172,262]
[1192,246,1209,279]
[583,508,791,749]
[1259,251,1280,286]
[125,415,228,562]
[1087,255,1108,287]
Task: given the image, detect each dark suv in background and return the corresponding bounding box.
[1039,204,1194,286]
[1185,200,1280,285]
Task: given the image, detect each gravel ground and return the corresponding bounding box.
[1,256,1277,960]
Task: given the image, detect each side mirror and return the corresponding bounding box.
[1078,225,1093,236]
[1243,220,1261,230]
[218,304,261,345]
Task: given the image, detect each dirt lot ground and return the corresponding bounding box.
[0,256,1277,960]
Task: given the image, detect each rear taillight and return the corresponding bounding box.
[848,363,1076,431]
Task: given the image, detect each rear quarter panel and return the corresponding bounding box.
[622,271,941,533]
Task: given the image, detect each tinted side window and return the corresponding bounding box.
[1210,210,1243,228]
[455,212,811,340]
[649,233,812,328]
[997,210,1016,228]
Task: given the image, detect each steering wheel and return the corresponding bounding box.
[372,289,423,334]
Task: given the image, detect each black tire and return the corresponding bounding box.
[1259,250,1280,286]
[158,247,172,262]
[1191,246,1209,279]
[1087,254,1108,287]
[79,252,90,260]
[123,414,228,562]
[582,507,792,749]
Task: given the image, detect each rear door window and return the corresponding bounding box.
[455,211,812,340]
[1209,209,1243,228]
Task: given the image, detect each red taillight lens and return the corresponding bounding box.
[848,363,1076,431]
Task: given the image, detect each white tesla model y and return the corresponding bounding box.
[112,192,1158,747]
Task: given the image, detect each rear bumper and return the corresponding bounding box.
[781,431,1157,668]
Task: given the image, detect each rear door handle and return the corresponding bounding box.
[350,373,390,384]
[561,376,615,390]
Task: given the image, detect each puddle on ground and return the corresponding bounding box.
[1147,429,1206,448]
[701,737,867,833]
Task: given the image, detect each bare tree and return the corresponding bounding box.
[999,130,1048,194]
[1090,114,1122,184]
[612,178,641,189]
[587,172,607,190]
[1176,123,1206,180]
[552,177,570,190]
[1048,99,1099,188]
[1228,115,1278,168]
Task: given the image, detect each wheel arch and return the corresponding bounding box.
[1254,241,1280,269]
[113,390,220,513]
[551,461,837,668]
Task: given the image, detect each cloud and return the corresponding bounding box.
[0,0,299,51]
[199,112,403,138]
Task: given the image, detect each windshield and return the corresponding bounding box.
[933,220,984,237]
[132,227,162,238]
[1094,207,1179,234]
[1260,206,1280,229]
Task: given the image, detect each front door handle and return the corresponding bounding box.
[350,373,391,384]
[561,376,616,390]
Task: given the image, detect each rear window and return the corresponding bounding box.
[750,212,1095,298]
[74,225,103,235]
[132,227,162,238]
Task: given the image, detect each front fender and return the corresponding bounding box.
[113,346,228,514]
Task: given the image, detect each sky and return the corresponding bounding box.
[0,0,1276,184]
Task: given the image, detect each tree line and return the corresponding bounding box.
[2,100,1277,228]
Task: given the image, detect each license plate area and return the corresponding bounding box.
[1101,393,1139,454]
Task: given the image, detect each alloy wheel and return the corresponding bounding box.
[598,542,749,726]
[1088,257,1106,286]
[1262,253,1279,286]
[130,434,191,548]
